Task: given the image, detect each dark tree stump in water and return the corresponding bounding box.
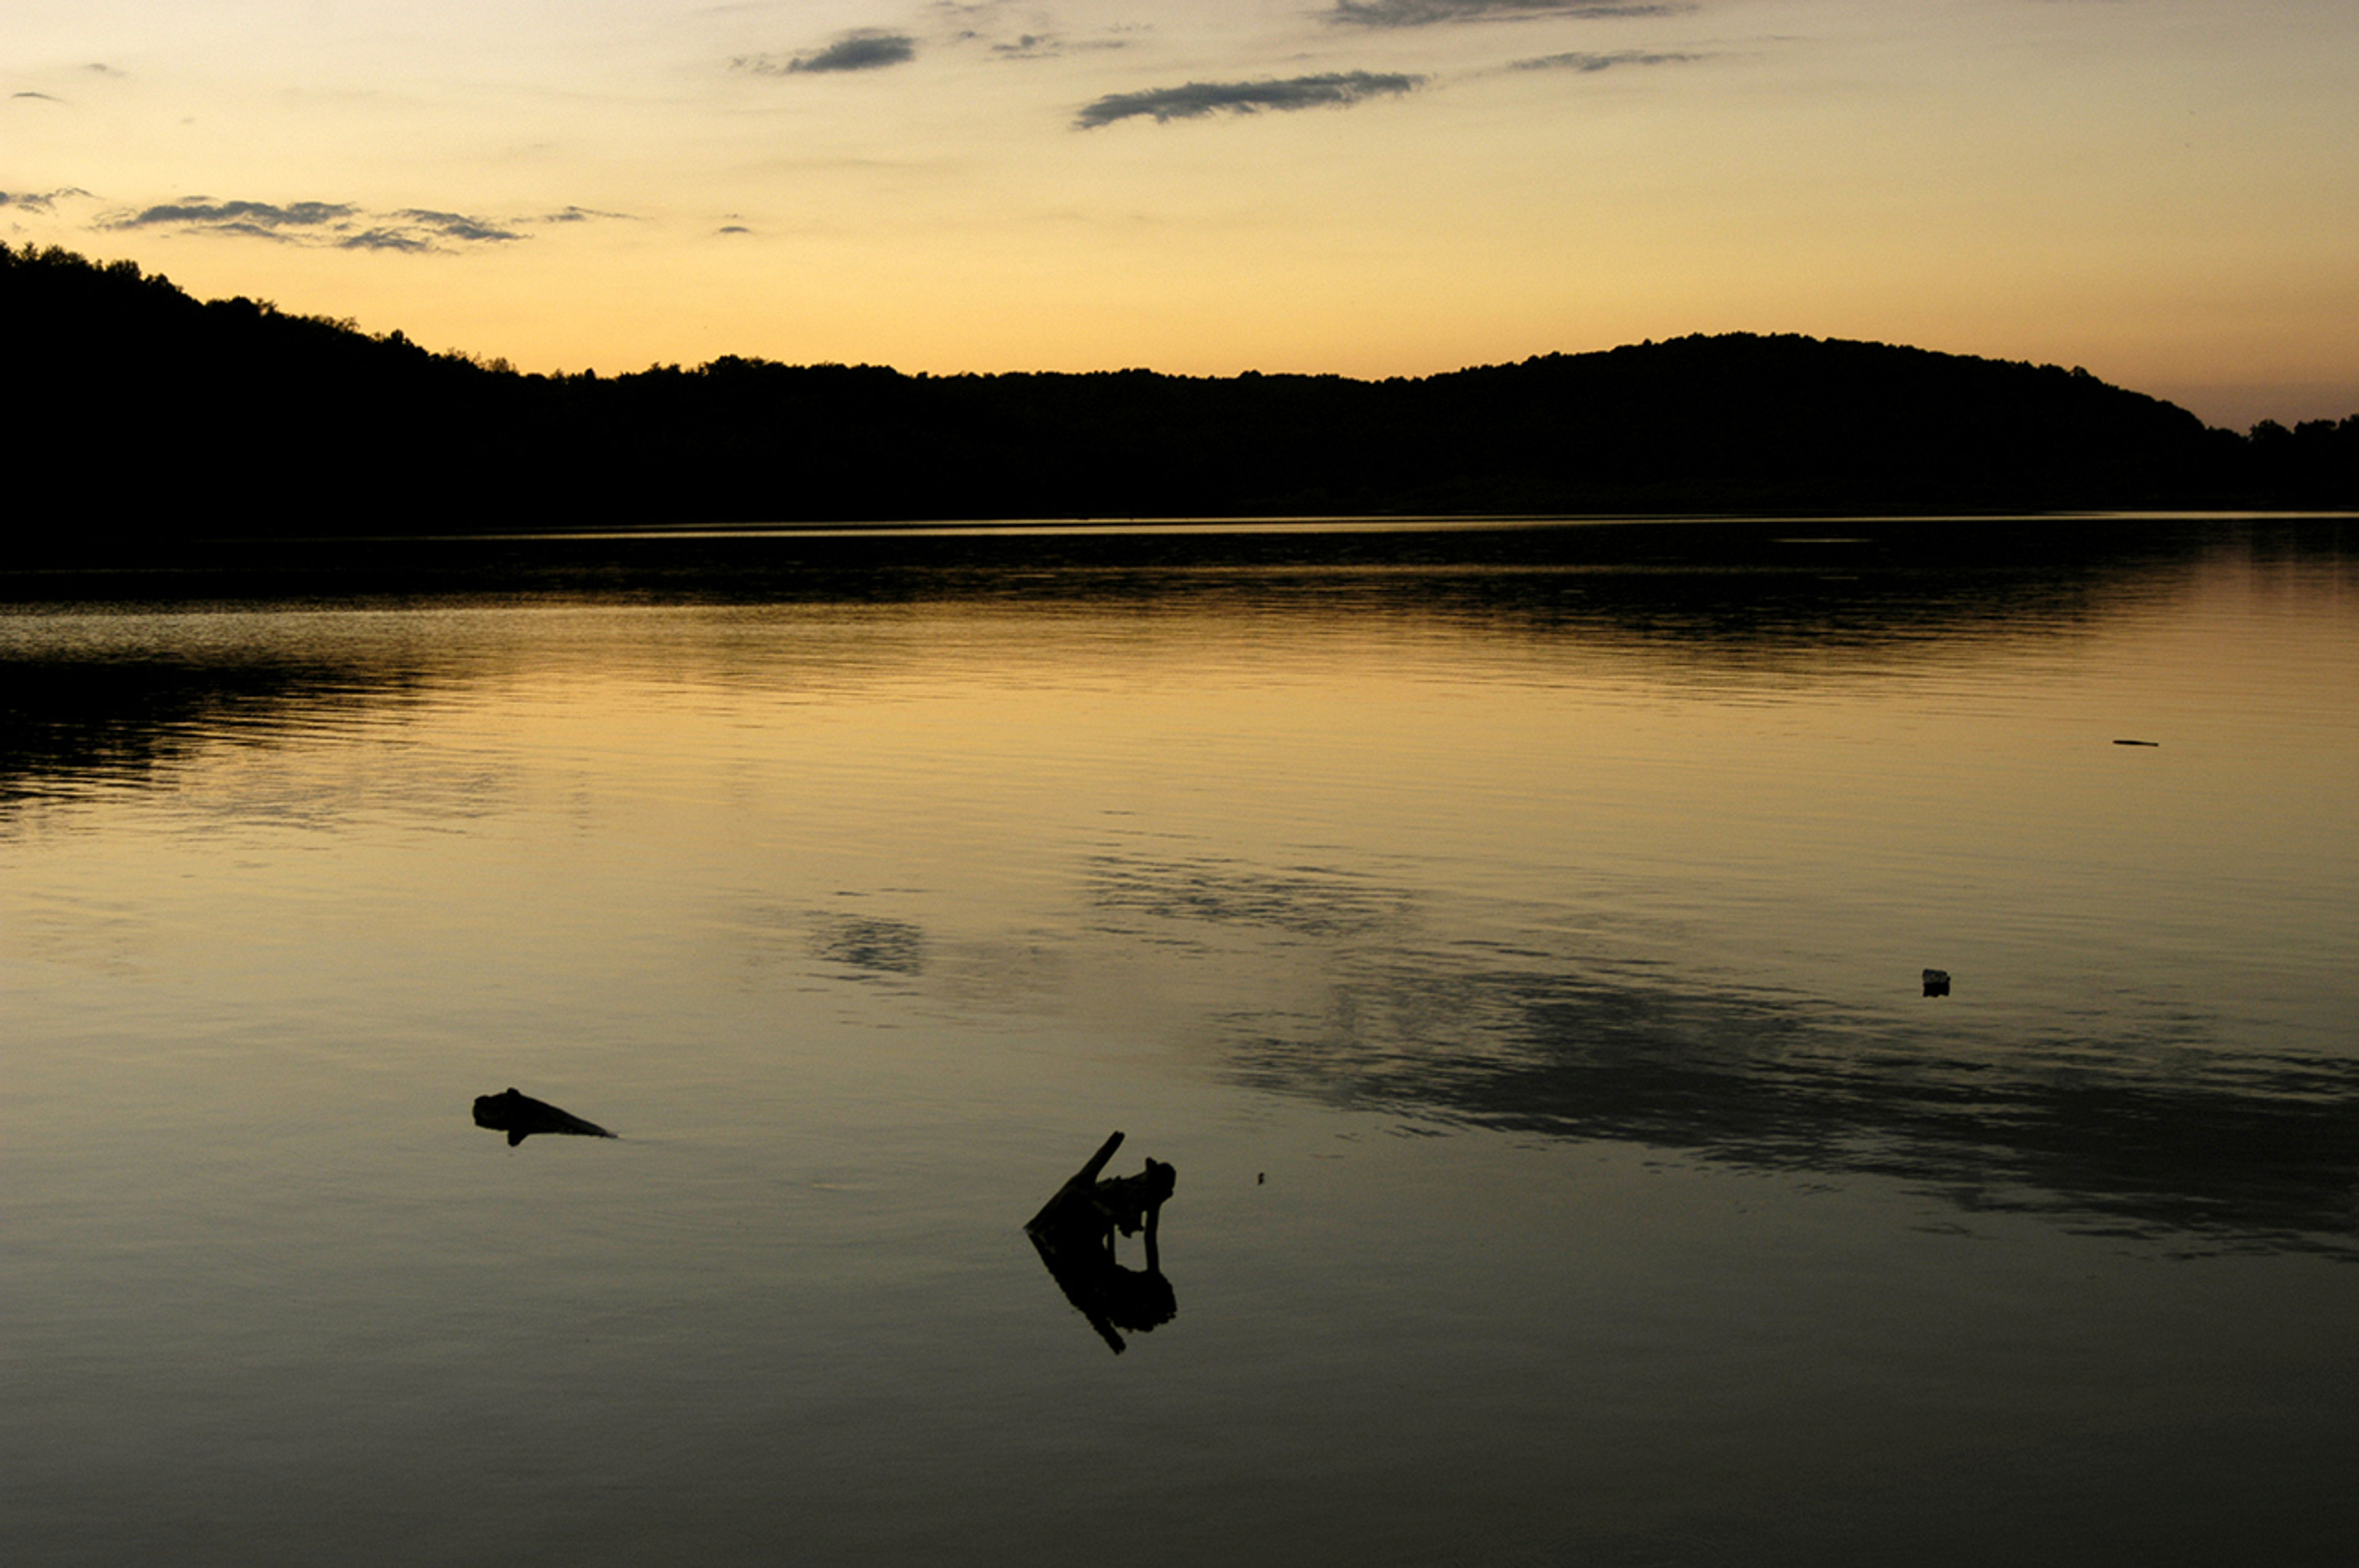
[1025,1131,1179,1354]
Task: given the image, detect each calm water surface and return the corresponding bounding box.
[6,519,2357,1566]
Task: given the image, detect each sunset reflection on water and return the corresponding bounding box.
[6,517,2357,1567]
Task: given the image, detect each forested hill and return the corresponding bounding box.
[9,242,2353,540]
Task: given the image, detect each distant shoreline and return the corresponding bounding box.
[405,508,2359,541]
[8,512,2354,610]
[8,244,2355,545]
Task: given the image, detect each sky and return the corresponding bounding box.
[6,0,2356,427]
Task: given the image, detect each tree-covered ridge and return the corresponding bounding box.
[8,241,2353,540]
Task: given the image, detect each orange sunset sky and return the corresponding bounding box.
[7,0,2355,428]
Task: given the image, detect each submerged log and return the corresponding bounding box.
[1025,1130,1130,1234]
[472,1087,618,1147]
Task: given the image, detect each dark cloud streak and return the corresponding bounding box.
[1076,71,1424,129]
[979,29,1131,60]
[738,30,917,75]
[338,230,431,252]
[100,197,577,252]
[1334,0,1686,25]
[0,187,89,213]
[1511,49,1705,71]
[392,208,524,243]
[119,200,356,230]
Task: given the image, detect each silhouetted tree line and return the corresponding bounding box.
[8,241,2353,548]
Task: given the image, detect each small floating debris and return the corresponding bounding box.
[2113,739,2160,747]
[472,1087,618,1147]
[1922,969,1951,998]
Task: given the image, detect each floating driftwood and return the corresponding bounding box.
[472,1088,618,1147]
[1025,1131,1178,1354]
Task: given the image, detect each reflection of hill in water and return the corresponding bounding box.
[0,653,435,808]
[4,517,2347,805]
[17,512,2339,623]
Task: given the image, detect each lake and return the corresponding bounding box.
[5,516,2357,1566]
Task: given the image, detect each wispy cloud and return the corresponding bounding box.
[1334,0,1686,25]
[391,208,524,243]
[737,30,917,76]
[0,187,90,213]
[966,26,1133,61]
[1076,71,1425,130]
[117,199,357,232]
[337,228,433,252]
[1510,49,1704,71]
[99,196,597,252]
[992,33,1062,59]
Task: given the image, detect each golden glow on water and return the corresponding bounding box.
[6,525,2358,1564]
[20,556,2351,1032]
